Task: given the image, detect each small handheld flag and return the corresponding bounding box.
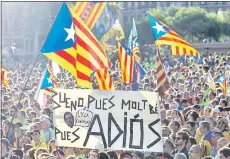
[216,72,227,96]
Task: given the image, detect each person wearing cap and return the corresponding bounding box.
[31,130,47,149]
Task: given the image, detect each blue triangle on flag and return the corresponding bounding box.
[147,12,169,41]
[119,42,133,56]
[40,3,76,53]
[41,70,54,89]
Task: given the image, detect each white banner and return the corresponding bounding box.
[52,89,163,152]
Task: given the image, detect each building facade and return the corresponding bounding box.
[120,1,230,25]
[2,2,60,54]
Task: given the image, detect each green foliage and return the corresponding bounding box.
[125,6,230,44]
[148,9,168,23]
[206,13,222,41]
[172,7,209,41]
[222,22,230,36]
[166,6,180,17]
[223,10,230,22]
[136,19,154,45]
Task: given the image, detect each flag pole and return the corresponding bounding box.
[6,3,65,137]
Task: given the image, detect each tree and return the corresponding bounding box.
[222,10,230,36]
[136,19,154,45]
[205,13,222,41]
[222,22,230,36]
[148,9,168,24]
[166,6,180,17]
[122,6,229,44]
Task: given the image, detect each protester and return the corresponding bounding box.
[1,33,230,159]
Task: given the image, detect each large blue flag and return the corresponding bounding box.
[40,3,78,79]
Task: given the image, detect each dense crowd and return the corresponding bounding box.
[1,51,230,159]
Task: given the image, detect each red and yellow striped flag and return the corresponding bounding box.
[47,61,58,88]
[207,72,216,92]
[118,42,134,84]
[147,13,200,57]
[72,2,107,29]
[71,9,110,88]
[1,69,10,88]
[157,19,199,57]
[220,79,227,96]
[13,132,18,148]
[156,48,169,95]
[95,68,114,90]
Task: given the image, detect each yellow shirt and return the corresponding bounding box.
[8,118,20,124]
[223,131,230,141]
[32,141,47,149]
[195,128,202,144]
[200,139,211,157]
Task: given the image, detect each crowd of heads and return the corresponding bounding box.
[1,51,230,159]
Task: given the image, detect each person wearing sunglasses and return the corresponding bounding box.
[171,131,189,159]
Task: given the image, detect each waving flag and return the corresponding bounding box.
[114,20,125,41]
[155,48,169,95]
[49,60,60,76]
[72,2,107,30]
[100,19,125,44]
[95,68,114,90]
[118,42,134,84]
[47,61,58,88]
[41,69,56,95]
[34,70,50,108]
[13,132,18,149]
[1,69,10,88]
[132,61,146,91]
[91,3,117,40]
[216,72,227,95]
[40,3,78,80]
[147,12,200,57]
[207,71,216,92]
[72,2,116,41]
[71,8,110,88]
[128,18,141,62]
